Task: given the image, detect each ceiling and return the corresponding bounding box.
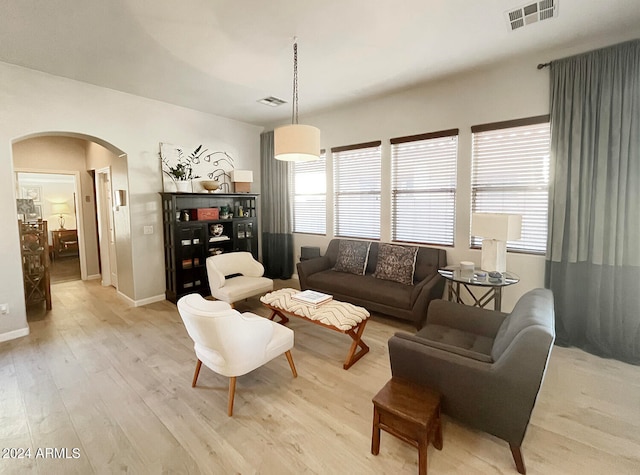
[1,0,639,126]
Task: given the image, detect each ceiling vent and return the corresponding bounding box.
[258,96,286,107]
[505,0,558,31]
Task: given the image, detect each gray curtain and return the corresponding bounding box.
[545,40,640,364]
[260,131,294,279]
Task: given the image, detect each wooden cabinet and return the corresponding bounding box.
[160,192,259,303]
[51,229,79,259]
[19,220,52,310]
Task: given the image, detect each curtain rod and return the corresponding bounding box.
[537,62,551,70]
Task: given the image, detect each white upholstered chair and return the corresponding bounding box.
[177,293,297,416]
[206,252,273,306]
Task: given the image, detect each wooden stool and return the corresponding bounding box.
[372,378,443,475]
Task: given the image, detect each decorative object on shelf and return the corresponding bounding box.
[160,144,201,192]
[274,38,320,162]
[230,170,253,193]
[160,143,236,193]
[193,208,219,220]
[200,180,220,193]
[471,213,522,272]
[211,224,224,237]
[219,205,231,219]
[51,202,72,229]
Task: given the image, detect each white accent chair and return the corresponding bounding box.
[206,252,274,306]
[177,293,297,416]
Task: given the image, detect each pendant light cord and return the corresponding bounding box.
[292,40,298,125]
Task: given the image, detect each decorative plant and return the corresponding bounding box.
[161,145,203,182]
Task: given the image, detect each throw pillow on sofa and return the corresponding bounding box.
[333,240,371,275]
[373,243,418,285]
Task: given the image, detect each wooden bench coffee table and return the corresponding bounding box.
[372,378,443,475]
[260,288,370,370]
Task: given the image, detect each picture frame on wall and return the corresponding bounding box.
[22,186,42,202]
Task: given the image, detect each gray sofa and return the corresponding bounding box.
[388,288,555,474]
[296,239,447,329]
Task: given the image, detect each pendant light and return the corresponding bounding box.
[274,38,320,162]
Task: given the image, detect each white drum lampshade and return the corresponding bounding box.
[274,124,320,162]
[230,170,254,193]
[471,213,522,272]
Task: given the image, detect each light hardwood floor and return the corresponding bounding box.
[1,279,639,474]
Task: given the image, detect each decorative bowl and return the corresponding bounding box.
[200,180,220,193]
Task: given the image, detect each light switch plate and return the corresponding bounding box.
[143,226,153,235]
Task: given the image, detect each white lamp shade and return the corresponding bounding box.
[471,213,522,241]
[51,202,71,215]
[274,124,320,161]
[230,170,254,183]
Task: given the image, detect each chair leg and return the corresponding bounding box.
[509,443,526,474]
[191,359,202,388]
[285,350,297,378]
[228,376,237,417]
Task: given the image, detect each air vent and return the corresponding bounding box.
[258,96,286,107]
[505,0,557,31]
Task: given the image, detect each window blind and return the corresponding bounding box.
[292,152,326,234]
[391,130,458,246]
[333,141,382,240]
[471,119,550,254]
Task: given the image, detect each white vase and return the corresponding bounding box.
[175,181,191,193]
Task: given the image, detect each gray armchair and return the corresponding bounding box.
[388,288,555,474]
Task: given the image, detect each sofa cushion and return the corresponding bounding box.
[417,324,494,363]
[307,271,414,310]
[333,240,371,275]
[373,243,418,285]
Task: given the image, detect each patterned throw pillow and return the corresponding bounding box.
[373,244,419,285]
[333,240,371,275]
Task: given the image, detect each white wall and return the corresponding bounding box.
[0,61,262,341]
[271,54,552,312]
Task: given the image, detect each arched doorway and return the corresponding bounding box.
[11,132,129,317]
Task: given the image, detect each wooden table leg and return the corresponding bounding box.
[343,319,370,370]
[268,309,290,324]
[371,405,381,455]
[418,437,428,475]
[433,406,443,450]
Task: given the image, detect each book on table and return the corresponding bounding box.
[292,290,333,306]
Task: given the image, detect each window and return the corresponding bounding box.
[333,141,382,239]
[391,129,458,246]
[471,116,551,254]
[292,151,326,234]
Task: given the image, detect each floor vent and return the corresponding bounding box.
[258,96,286,107]
[505,0,558,31]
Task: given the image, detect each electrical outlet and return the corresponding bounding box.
[143,226,153,235]
[0,303,8,315]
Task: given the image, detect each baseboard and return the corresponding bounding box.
[0,326,30,343]
[117,291,166,307]
[86,274,101,281]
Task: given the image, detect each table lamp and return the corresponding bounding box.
[51,202,71,229]
[230,170,253,193]
[471,213,522,273]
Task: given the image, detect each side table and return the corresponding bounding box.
[437,266,519,311]
[372,378,442,475]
